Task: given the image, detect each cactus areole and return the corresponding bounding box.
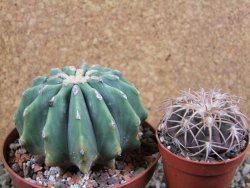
[158,89,249,162]
[14,64,148,173]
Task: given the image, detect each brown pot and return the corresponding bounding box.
[2,122,160,188]
[156,132,250,188]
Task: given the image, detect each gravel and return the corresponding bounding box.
[1,156,250,188]
[6,145,157,187]
[1,126,160,188]
[0,162,15,188]
[145,157,250,188]
[1,124,249,188]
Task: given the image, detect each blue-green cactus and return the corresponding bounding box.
[14,64,147,173]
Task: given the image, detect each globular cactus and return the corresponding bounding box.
[14,64,147,173]
[158,89,249,161]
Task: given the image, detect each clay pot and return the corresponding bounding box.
[2,122,160,188]
[156,132,249,188]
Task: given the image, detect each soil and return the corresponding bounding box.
[5,126,159,188]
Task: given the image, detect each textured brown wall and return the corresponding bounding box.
[1,0,250,158]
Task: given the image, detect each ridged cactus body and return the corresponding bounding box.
[15,64,147,173]
[158,89,249,161]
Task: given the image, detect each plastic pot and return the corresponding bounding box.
[2,122,160,188]
[156,132,249,188]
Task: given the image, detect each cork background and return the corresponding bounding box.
[1,0,250,159]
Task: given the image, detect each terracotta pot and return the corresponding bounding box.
[156,132,250,188]
[2,122,160,188]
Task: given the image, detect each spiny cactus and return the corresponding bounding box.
[158,89,249,161]
[14,64,147,173]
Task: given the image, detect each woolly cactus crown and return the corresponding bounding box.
[158,89,249,161]
[14,64,147,173]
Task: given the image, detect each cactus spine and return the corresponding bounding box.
[15,64,147,173]
[158,89,249,161]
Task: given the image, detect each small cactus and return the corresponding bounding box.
[158,89,249,161]
[14,64,147,173]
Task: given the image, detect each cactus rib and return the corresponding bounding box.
[15,64,147,173]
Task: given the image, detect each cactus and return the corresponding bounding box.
[158,89,249,161]
[14,64,147,173]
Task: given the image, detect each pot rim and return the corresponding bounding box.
[1,127,42,188]
[156,130,250,166]
[2,122,160,188]
[115,121,161,188]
